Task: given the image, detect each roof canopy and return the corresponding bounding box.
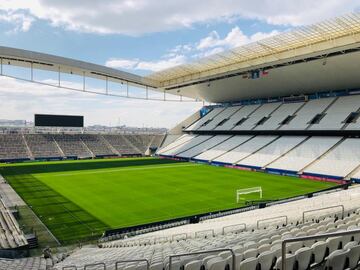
[146,13,360,89]
[1,13,360,103]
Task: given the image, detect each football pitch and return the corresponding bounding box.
[0,157,336,244]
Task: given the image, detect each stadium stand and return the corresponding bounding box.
[194,136,249,161]
[103,134,141,156]
[233,103,281,131]
[0,212,26,248]
[55,186,360,270]
[186,108,225,131]
[160,93,360,179]
[161,134,182,148]
[52,134,92,158]
[237,136,308,169]
[160,135,213,157]
[101,185,359,240]
[24,134,62,159]
[123,134,154,154]
[2,12,360,270]
[303,138,360,178]
[309,95,360,130]
[149,134,166,149]
[177,135,231,158]
[279,97,336,130]
[197,107,240,131]
[0,195,27,249]
[0,257,49,270]
[213,136,277,164]
[352,168,360,181]
[215,105,260,131]
[255,102,304,130]
[0,133,165,162]
[0,134,29,161]
[267,137,342,173]
[157,134,195,155]
[185,95,360,133]
[80,134,116,157]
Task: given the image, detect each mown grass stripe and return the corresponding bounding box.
[0,157,337,244]
[2,169,108,244]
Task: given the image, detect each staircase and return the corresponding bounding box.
[100,136,120,156]
[52,136,66,158]
[80,138,95,158]
[21,134,34,160]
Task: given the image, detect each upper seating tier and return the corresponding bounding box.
[185,94,360,132]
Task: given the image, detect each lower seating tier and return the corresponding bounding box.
[159,135,360,179]
[0,133,165,161]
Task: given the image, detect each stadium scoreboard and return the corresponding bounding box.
[35,114,84,127]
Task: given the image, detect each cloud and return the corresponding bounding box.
[0,76,202,128]
[0,0,358,35]
[195,27,280,58]
[106,26,279,72]
[106,55,187,72]
[0,10,34,33]
[197,27,279,51]
[105,59,139,70]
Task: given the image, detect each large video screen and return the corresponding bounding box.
[35,114,84,127]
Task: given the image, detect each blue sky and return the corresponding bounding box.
[0,0,359,128]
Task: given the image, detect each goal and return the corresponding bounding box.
[236,187,262,203]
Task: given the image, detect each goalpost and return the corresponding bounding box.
[236,187,262,203]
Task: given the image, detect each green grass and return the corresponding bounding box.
[0,157,336,244]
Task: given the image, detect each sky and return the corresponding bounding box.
[0,0,359,128]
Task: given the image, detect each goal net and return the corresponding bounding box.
[236,187,262,203]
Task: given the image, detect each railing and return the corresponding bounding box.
[281,228,360,270]
[195,229,215,238]
[61,259,149,270]
[169,248,235,270]
[302,205,344,223]
[84,262,106,270]
[115,259,150,270]
[222,223,246,235]
[157,236,169,243]
[104,204,353,248]
[139,238,152,245]
[62,266,77,270]
[257,215,288,229]
[172,233,187,241]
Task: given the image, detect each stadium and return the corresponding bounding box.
[0,7,359,270]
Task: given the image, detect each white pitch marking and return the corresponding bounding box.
[36,163,200,177]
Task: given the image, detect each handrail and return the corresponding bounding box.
[281,228,360,270]
[302,205,344,223]
[195,229,215,238]
[156,236,169,243]
[172,233,187,241]
[169,248,235,270]
[139,238,152,245]
[257,215,288,229]
[62,266,77,270]
[84,262,106,269]
[115,259,150,270]
[222,223,246,235]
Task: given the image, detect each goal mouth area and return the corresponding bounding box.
[236,187,262,203]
